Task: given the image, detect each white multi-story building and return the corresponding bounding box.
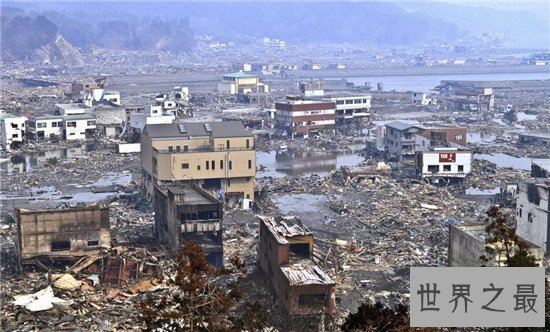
[0,112,27,150]
[327,94,371,125]
[411,92,436,105]
[64,114,97,140]
[28,114,96,140]
[516,180,550,253]
[415,146,472,184]
[28,115,64,139]
[129,105,175,132]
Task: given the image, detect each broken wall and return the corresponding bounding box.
[16,207,110,262]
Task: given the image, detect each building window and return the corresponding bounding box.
[168,146,173,152]
[197,165,201,171]
[246,194,250,199]
[66,121,77,128]
[51,240,70,251]
[226,140,230,149]
[182,163,189,169]
[528,212,533,223]
[227,179,231,186]
[519,208,522,218]
[206,161,209,170]
[12,133,18,138]
[246,139,250,148]
[52,122,59,127]
[229,161,232,170]
[443,165,451,172]
[458,165,464,172]
[427,165,439,173]
[70,133,75,136]
[248,160,252,169]
[298,294,325,308]
[218,144,225,150]
[87,240,99,247]
[455,134,463,141]
[220,160,224,169]
[87,120,96,126]
[37,122,47,128]
[211,160,216,170]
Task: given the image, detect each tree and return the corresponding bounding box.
[480,206,537,267]
[138,239,268,331]
[341,301,410,332]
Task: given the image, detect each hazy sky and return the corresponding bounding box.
[4,0,549,20]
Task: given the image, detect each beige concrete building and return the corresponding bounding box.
[217,71,269,95]
[141,121,256,206]
[16,206,110,266]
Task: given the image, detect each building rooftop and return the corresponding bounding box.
[281,262,334,286]
[533,159,550,172]
[223,71,257,79]
[166,186,220,205]
[260,216,312,245]
[145,121,253,139]
[64,114,96,121]
[56,103,89,110]
[385,120,422,131]
[0,113,26,120]
[520,132,550,139]
[30,114,64,121]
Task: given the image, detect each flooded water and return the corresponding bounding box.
[272,193,340,223]
[465,187,501,196]
[468,132,496,145]
[517,112,537,121]
[0,144,96,174]
[474,153,531,171]
[257,150,364,178]
[0,172,132,211]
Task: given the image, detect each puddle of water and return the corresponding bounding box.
[474,153,531,171]
[257,150,363,178]
[465,187,501,196]
[467,132,496,145]
[90,172,132,186]
[517,112,537,121]
[0,144,95,173]
[272,193,339,223]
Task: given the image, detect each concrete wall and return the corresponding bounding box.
[118,143,141,153]
[516,182,550,252]
[17,207,110,261]
[448,225,486,267]
[0,115,26,150]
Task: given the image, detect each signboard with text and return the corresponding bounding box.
[410,267,544,327]
[439,152,456,163]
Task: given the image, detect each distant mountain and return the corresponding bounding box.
[31,35,84,66]
[2,2,458,48]
[0,4,196,62]
[396,2,549,48]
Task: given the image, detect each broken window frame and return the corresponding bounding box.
[51,240,71,252]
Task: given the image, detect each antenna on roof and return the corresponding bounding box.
[204,123,212,132]
[178,124,186,133]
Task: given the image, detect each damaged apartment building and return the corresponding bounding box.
[258,216,336,327]
[16,206,111,268]
[140,121,256,208]
[275,96,336,138]
[154,185,223,267]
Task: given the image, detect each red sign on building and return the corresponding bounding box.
[439,153,456,163]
